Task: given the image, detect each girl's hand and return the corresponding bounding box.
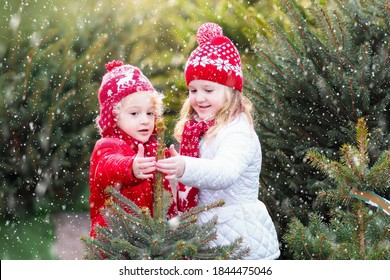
[156,144,185,179]
[133,144,156,179]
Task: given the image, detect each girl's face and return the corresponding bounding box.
[116,91,156,143]
[188,80,227,120]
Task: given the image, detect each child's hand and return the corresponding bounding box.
[156,144,185,180]
[133,144,156,180]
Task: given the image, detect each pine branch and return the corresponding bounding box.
[268,22,306,75]
[315,188,352,208]
[179,199,225,220]
[194,237,248,260]
[252,45,287,81]
[339,144,365,181]
[319,7,343,68]
[104,186,143,219]
[306,150,355,187]
[109,238,142,259]
[80,236,105,260]
[104,200,153,244]
[366,150,390,191]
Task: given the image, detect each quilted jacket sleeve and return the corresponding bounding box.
[91,138,141,188]
[177,118,260,190]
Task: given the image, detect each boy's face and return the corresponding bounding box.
[116,91,156,143]
[188,79,227,120]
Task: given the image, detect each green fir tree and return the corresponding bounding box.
[81,119,249,260]
[284,118,390,259]
[0,26,108,218]
[245,0,390,257]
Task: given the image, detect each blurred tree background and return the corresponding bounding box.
[1,0,388,259]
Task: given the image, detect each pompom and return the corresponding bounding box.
[105,60,124,71]
[196,22,223,45]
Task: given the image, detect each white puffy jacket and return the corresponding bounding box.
[177,113,280,260]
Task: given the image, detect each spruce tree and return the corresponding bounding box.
[0,27,108,218]
[245,0,389,257]
[81,119,249,260]
[284,118,390,259]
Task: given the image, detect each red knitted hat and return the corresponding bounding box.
[185,22,243,92]
[97,60,156,137]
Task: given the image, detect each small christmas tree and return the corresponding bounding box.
[284,118,390,259]
[81,119,249,260]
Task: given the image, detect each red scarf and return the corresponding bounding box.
[178,118,215,211]
[113,127,158,158]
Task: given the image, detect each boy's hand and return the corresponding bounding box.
[156,144,185,180]
[133,144,156,179]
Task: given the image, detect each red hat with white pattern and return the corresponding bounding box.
[185,22,243,92]
[97,60,156,137]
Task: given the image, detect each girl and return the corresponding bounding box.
[89,60,176,237]
[156,23,280,259]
